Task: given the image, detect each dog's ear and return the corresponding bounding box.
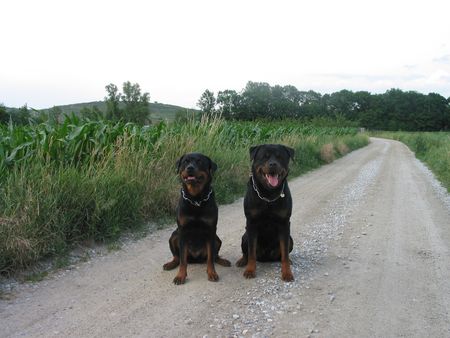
[283,146,295,160]
[176,155,185,173]
[206,156,218,174]
[249,145,261,161]
[210,160,218,174]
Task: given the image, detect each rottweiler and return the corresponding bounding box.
[236,144,295,282]
[163,152,231,285]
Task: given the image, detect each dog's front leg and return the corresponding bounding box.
[206,238,219,281]
[173,239,188,285]
[244,227,257,279]
[279,226,294,282]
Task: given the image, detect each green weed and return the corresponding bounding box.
[24,271,48,283]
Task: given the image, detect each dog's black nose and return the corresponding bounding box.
[186,164,195,173]
[269,162,277,168]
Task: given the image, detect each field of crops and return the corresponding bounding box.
[0,116,368,273]
[374,131,450,192]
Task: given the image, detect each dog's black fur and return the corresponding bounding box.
[236,144,295,282]
[163,153,231,285]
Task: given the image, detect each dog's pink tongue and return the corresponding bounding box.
[266,174,279,187]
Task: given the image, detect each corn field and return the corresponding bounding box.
[0,116,367,273]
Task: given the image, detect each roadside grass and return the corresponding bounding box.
[24,271,49,283]
[0,116,369,273]
[373,131,450,192]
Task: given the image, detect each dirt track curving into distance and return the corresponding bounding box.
[1,138,450,337]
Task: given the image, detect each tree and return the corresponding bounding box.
[193,82,449,130]
[104,82,150,124]
[11,105,31,125]
[353,92,382,129]
[121,81,150,124]
[0,104,9,124]
[326,90,358,119]
[239,82,272,119]
[270,85,301,118]
[105,83,122,121]
[216,90,240,119]
[270,85,289,118]
[197,89,216,115]
[297,90,323,118]
[298,90,322,105]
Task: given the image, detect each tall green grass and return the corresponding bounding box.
[374,131,450,192]
[0,116,368,273]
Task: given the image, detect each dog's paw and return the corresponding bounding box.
[243,269,256,279]
[207,270,219,282]
[236,257,248,267]
[163,261,178,270]
[281,270,294,282]
[163,257,180,270]
[173,274,187,285]
[216,257,231,267]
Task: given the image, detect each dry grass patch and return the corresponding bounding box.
[336,141,350,156]
[320,143,335,163]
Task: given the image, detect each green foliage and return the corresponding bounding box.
[216,90,240,119]
[121,81,150,124]
[24,271,49,283]
[79,105,104,120]
[33,106,64,124]
[239,82,273,119]
[104,82,150,124]
[197,89,216,115]
[3,105,34,125]
[105,83,121,121]
[200,82,450,131]
[0,116,368,273]
[0,104,9,124]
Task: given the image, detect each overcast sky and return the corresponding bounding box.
[1,0,449,109]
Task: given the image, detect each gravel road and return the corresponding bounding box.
[1,138,450,337]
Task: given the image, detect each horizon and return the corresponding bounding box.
[3,85,449,111]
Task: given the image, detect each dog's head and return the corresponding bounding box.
[176,153,217,196]
[250,144,294,190]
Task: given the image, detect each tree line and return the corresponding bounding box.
[198,82,450,131]
[2,81,449,131]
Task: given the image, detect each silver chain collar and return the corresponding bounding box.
[250,174,285,203]
[181,188,213,207]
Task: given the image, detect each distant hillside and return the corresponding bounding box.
[4,106,20,114]
[42,101,199,121]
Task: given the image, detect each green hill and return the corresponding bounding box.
[42,101,199,122]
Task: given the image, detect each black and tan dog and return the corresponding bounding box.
[236,144,295,282]
[163,153,231,284]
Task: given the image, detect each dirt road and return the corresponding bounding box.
[1,138,450,337]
